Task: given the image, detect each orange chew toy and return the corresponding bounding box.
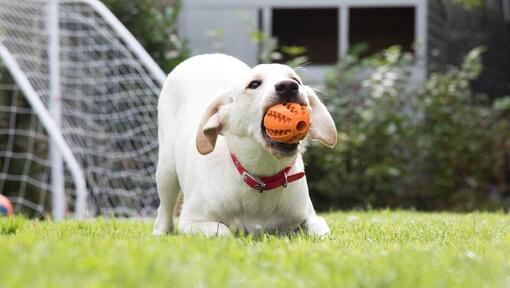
[263,103,311,144]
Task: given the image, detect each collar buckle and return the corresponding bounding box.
[242,171,266,193]
[282,171,288,188]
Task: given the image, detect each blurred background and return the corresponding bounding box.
[1,0,510,217]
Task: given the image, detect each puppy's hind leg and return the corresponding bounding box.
[153,158,180,236]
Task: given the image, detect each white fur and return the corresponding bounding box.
[153,54,336,237]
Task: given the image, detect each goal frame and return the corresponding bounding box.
[0,0,166,219]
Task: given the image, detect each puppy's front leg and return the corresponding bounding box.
[303,215,330,238]
[153,159,180,236]
[179,220,231,237]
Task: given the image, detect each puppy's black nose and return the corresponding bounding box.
[275,80,299,100]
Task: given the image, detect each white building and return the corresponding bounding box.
[178,0,427,83]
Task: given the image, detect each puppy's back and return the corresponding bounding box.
[158,54,250,147]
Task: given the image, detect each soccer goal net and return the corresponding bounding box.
[0,0,166,218]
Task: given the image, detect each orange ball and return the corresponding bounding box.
[0,194,13,217]
[263,103,311,144]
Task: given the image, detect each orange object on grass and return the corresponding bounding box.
[263,103,311,144]
[0,194,14,217]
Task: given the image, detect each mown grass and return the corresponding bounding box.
[0,211,509,287]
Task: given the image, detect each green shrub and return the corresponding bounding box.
[305,46,510,211]
[102,0,188,72]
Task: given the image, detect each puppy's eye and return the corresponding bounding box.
[247,80,262,89]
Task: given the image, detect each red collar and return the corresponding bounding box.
[230,153,305,193]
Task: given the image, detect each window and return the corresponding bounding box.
[271,8,338,65]
[349,7,415,57]
[181,0,426,81]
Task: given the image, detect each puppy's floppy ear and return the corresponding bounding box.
[196,94,232,155]
[306,87,337,148]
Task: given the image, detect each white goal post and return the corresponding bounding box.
[0,0,166,218]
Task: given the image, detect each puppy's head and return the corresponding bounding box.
[196,64,337,157]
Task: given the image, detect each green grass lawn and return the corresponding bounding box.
[1,211,509,287]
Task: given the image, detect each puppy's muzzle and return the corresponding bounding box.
[275,80,299,102]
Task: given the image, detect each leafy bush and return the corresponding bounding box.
[305,46,510,211]
[102,0,188,72]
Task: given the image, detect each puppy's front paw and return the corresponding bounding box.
[153,215,174,236]
[181,221,232,237]
[305,216,331,238]
[152,229,166,237]
[211,223,231,237]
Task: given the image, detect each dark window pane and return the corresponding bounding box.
[349,7,415,57]
[272,8,338,64]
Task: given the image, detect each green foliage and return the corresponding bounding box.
[305,46,510,211]
[101,0,188,72]
[453,0,483,9]
[249,29,308,68]
[1,212,510,287]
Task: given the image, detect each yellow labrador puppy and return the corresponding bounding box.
[153,54,336,237]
